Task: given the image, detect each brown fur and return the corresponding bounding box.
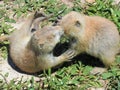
[59,11,120,67]
[0,13,75,73]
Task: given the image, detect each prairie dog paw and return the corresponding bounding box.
[63,49,76,60]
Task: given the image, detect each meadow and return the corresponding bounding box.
[0,0,120,89]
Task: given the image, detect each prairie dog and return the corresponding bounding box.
[0,13,75,73]
[59,11,120,67]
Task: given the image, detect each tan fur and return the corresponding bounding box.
[59,11,120,67]
[0,13,75,73]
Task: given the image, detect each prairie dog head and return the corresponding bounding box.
[59,11,85,37]
[30,26,64,53]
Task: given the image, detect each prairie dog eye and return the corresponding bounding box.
[31,28,36,32]
[75,20,81,27]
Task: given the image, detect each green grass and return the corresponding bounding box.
[0,0,120,89]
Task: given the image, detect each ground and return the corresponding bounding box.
[0,0,120,89]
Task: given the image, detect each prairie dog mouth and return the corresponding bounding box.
[53,35,70,57]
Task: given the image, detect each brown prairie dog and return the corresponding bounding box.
[0,12,75,73]
[59,11,120,68]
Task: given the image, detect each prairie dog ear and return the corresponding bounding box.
[32,12,53,31]
[75,20,81,27]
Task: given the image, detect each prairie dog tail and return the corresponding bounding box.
[0,35,9,42]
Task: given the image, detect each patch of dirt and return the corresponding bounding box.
[113,0,120,4]
[61,0,120,8]
[61,0,74,8]
[0,58,40,83]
